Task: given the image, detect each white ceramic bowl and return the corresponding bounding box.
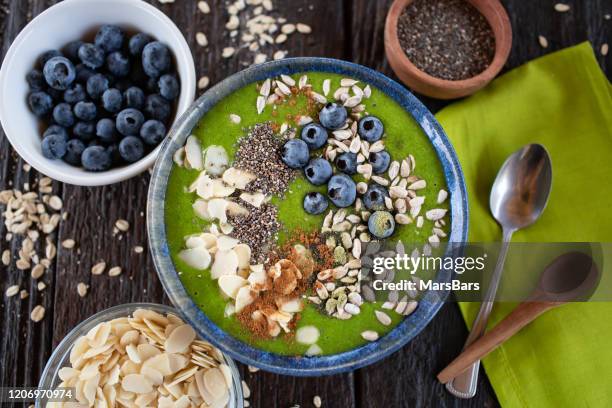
[0,0,196,186]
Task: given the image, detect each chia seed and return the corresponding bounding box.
[397,0,495,80]
[228,203,281,263]
[234,123,296,196]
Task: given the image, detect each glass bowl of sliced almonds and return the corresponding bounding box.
[37,303,243,408]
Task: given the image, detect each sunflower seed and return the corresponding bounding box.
[298,75,308,89]
[357,164,372,179]
[198,1,210,13]
[554,3,570,12]
[344,303,360,315]
[408,180,426,190]
[425,209,447,221]
[369,141,385,153]
[256,96,266,114]
[403,301,418,316]
[341,78,358,87]
[296,23,311,33]
[311,92,327,104]
[333,129,352,140]
[375,310,392,326]
[395,214,412,225]
[538,35,548,48]
[361,330,378,341]
[322,79,331,96]
[31,264,45,279]
[344,95,362,108]
[371,175,389,186]
[416,216,424,228]
[602,43,609,56]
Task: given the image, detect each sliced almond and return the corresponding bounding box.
[165,324,196,353]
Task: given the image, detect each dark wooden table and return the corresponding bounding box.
[1,1,609,407]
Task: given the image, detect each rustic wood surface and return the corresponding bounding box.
[0,0,609,407]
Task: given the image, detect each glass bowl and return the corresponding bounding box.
[36,302,243,407]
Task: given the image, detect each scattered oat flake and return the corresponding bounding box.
[134,245,144,254]
[20,290,28,299]
[61,239,75,249]
[314,395,322,408]
[31,305,45,322]
[198,76,210,90]
[108,266,122,277]
[48,195,63,210]
[248,365,259,373]
[601,44,609,56]
[91,261,106,275]
[296,23,312,34]
[196,32,208,47]
[37,282,46,291]
[554,3,570,12]
[222,47,235,58]
[77,282,88,297]
[538,35,548,48]
[115,219,130,232]
[198,1,210,14]
[5,285,19,297]
[1,250,10,266]
[31,264,45,279]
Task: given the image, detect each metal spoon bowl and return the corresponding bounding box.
[446,144,553,398]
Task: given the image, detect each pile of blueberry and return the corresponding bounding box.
[280,102,396,239]
[26,25,179,171]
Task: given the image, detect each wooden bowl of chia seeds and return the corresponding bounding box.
[384,0,512,99]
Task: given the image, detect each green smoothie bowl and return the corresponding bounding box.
[147,58,468,376]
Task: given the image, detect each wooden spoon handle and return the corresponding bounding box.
[437,302,559,384]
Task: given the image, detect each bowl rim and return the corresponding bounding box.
[147,57,469,376]
[36,302,244,408]
[0,0,196,186]
[384,0,512,93]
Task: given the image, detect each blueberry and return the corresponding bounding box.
[129,33,153,56]
[96,118,118,142]
[116,108,145,136]
[94,25,125,53]
[86,74,109,100]
[74,101,97,121]
[26,70,45,91]
[300,123,328,150]
[368,210,395,239]
[106,51,131,77]
[335,152,357,175]
[27,92,53,116]
[158,74,179,100]
[280,139,309,169]
[369,150,391,174]
[102,88,123,113]
[319,102,347,130]
[63,139,85,166]
[362,184,389,211]
[73,121,96,141]
[141,41,171,78]
[39,50,63,67]
[52,103,75,127]
[81,145,111,171]
[75,64,96,83]
[119,136,144,162]
[144,94,171,122]
[64,40,84,62]
[41,134,67,159]
[140,119,166,145]
[63,83,87,104]
[304,158,333,185]
[358,116,384,142]
[327,174,356,208]
[303,192,329,215]
[123,87,145,109]
[43,57,76,90]
[78,43,105,69]
[106,143,122,165]
[44,125,69,141]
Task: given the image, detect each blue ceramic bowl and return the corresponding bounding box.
[148,57,468,376]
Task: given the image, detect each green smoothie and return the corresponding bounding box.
[164,72,448,355]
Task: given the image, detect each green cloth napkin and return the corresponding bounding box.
[436,42,612,407]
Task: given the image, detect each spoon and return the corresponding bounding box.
[446,144,553,398]
[438,252,599,384]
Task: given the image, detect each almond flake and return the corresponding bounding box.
[77,282,88,297]
[108,266,122,277]
[5,285,19,297]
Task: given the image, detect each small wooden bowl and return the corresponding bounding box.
[384,0,512,99]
